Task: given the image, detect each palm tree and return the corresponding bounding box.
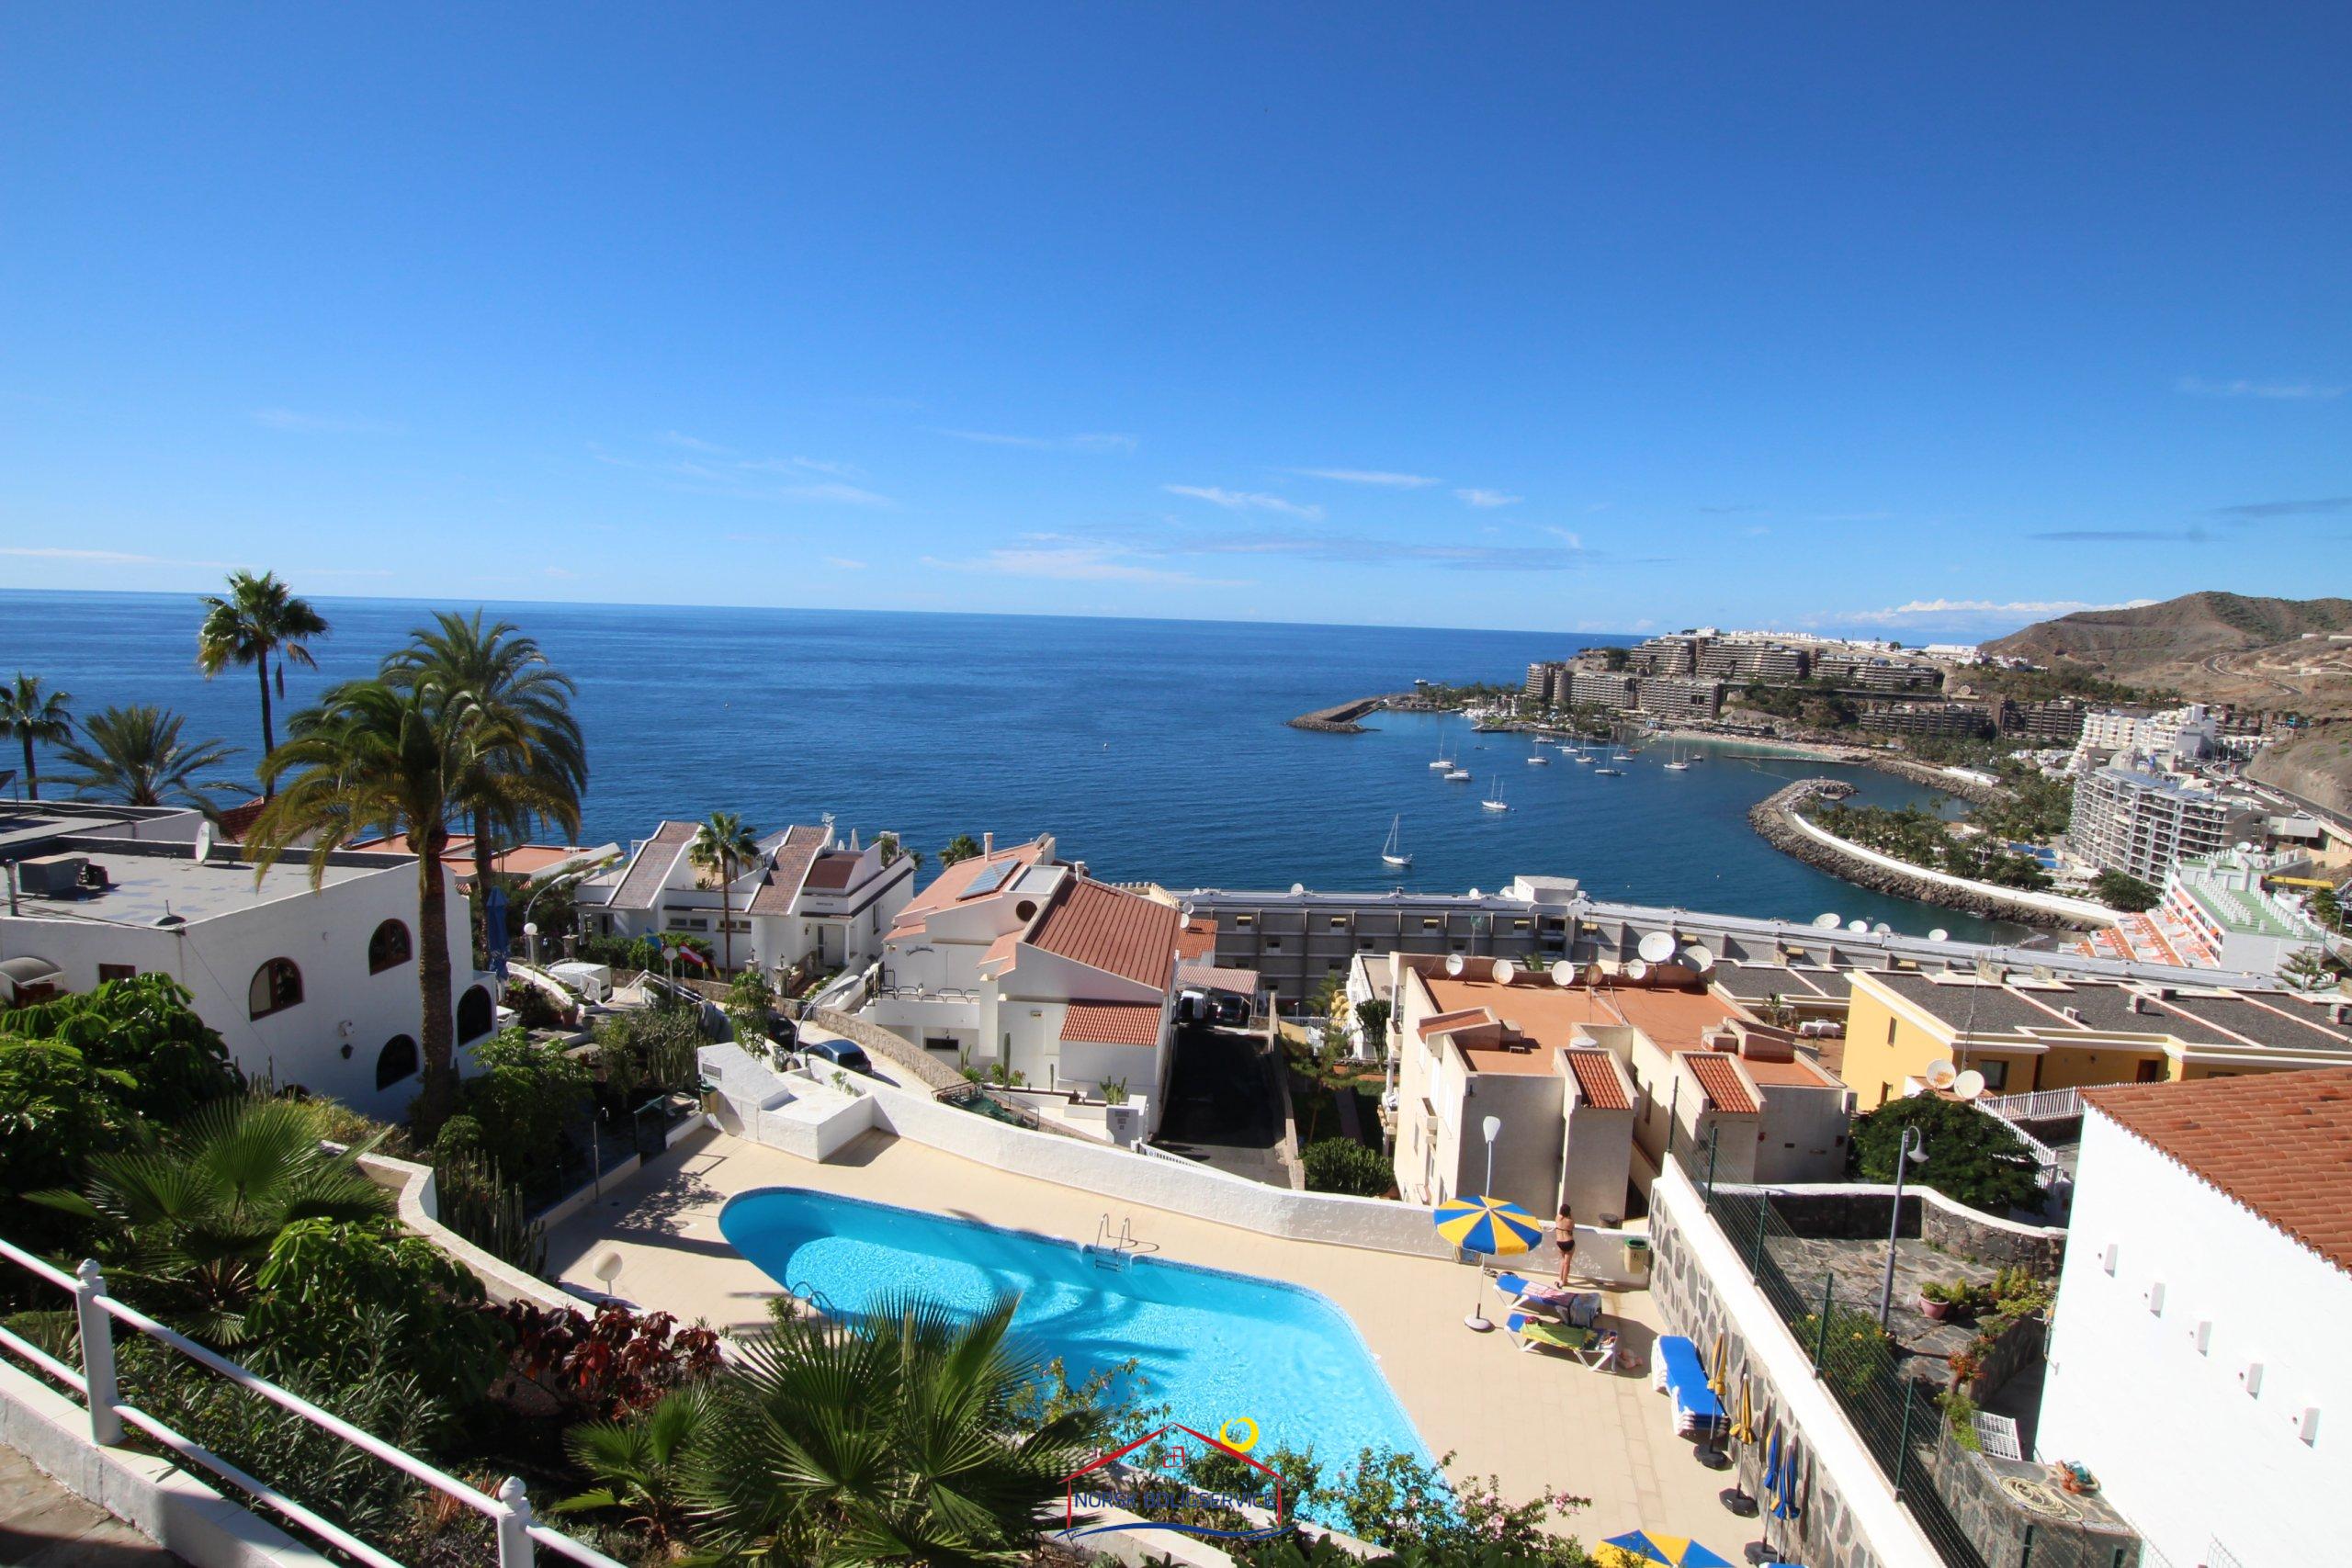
[691,812,761,974]
[383,611,587,921]
[551,1386,707,1552]
[684,1293,1108,1565]
[940,833,982,867]
[55,705,240,809]
[1,672,73,800]
[30,1095,390,1343]
[247,677,570,1133]
[196,570,329,795]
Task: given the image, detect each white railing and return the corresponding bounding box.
[0,1233,627,1568]
[1976,1088,2084,1123]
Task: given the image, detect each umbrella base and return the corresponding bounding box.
[1719,1486,1759,1517]
[1464,1311,1496,1332]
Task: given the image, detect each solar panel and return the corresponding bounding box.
[964,859,1018,898]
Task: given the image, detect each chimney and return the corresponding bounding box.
[983,831,994,857]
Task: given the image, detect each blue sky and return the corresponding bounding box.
[2,4,2346,640]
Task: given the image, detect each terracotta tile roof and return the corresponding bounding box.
[1060,1001,1163,1047]
[748,825,831,915]
[1562,1048,1631,1111]
[608,821,696,910]
[801,848,858,892]
[887,839,1054,938]
[1688,1053,1759,1115]
[212,797,266,843]
[1029,879,1181,991]
[2084,1068,2352,1275]
[1177,917,1218,963]
[1177,962,1260,995]
[979,930,1023,974]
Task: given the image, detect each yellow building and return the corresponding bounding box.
[1842,967,2352,1109]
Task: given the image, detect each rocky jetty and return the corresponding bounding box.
[1748,779,2089,930]
[1288,695,1390,733]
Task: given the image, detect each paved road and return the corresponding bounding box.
[1152,1024,1289,1186]
[0,1446,180,1566]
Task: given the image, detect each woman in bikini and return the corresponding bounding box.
[1555,1203,1577,1285]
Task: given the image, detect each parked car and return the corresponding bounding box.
[1213,993,1250,1027]
[800,1037,874,1076]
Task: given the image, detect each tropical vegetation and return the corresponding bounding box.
[939,831,983,866]
[1,671,73,800]
[1303,1134,1393,1197]
[2090,869,2161,913]
[1848,1093,2041,1213]
[689,810,761,973]
[1804,800,2053,891]
[54,704,240,807]
[195,569,329,791]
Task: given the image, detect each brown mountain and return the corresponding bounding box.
[1984,592,2352,684]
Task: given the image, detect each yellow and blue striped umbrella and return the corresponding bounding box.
[1432,1194,1545,1257]
[1600,1531,1736,1568]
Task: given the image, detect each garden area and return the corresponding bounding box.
[1802,799,2056,891]
[1,975,1606,1567]
[1290,993,1396,1199]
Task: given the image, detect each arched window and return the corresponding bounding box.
[368,919,413,975]
[376,1034,419,1090]
[456,984,495,1043]
[248,957,303,1020]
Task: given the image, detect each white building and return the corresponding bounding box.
[2066,763,2253,885]
[872,835,1183,1121]
[0,802,492,1119]
[576,818,915,978]
[2157,849,2332,975]
[2038,1069,2352,1568]
[2075,703,2220,768]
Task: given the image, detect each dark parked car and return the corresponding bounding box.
[800,1037,875,1076]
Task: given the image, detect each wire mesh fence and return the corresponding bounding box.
[1693,1159,1995,1568]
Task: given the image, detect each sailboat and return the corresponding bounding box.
[1593,761,1624,776]
[1663,741,1690,772]
[1381,815,1412,869]
[1428,718,1455,771]
[1571,746,1593,763]
[1525,747,1550,765]
[1481,776,1510,812]
[1443,765,1473,781]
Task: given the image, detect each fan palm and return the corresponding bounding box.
[690,812,762,974]
[384,610,587,922]
[551,1386,708,1551]
[684,1292,1109,1567]
[247,676,571,1132]
[56,705,241,809]
[1,672,74,800]
[196,570,329,795]
[30,1094,390,1343]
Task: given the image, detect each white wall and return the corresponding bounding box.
[2038,1110,2352,1568]
[1752,1083,1853,1184]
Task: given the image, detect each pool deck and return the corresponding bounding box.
[545,1128,1736,1551]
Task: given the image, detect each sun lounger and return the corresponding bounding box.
[1652,1334,1729,1437]
[1492,1274,1602,1325]
[1576,1331,1620,1371]
[1506,1313,1598,1357]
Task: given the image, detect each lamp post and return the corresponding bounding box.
[1879,1125,1929,1328]
[1482,1115,1502,1196]
[521,921,538,968]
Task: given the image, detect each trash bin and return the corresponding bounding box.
[1623,1235,1652,1275]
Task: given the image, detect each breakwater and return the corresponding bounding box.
[1287,694,1391,732]
[1748,780,2096,930]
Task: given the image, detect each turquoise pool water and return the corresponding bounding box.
[718,1187,1431,1470]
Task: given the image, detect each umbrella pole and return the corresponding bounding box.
[1465,1257,1493,1331]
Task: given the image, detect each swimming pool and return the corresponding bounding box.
[718,1187,1431,1471]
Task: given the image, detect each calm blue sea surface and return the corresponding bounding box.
[0,590,2014,941]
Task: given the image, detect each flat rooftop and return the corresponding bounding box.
[0,802,168,856]
[1457,1042,1559,1076]
[4,845,385,927]
[1420,974,1747,1055]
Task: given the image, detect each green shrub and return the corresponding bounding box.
[2092,870,2161,913]
[1794,1303,1896,1400]
[1849,1095,2041,1213]
[453,1028,592,1192]
[246,1220,504,1404]
[1303,1137,1392,1197]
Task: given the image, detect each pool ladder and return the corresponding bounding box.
[785,1280,842,1317]
[1089,1213,1141,1270]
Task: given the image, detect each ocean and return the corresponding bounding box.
[1,589,2018,942]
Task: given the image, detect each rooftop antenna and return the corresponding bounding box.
[1928,928,1950,942]
[1813,911,1842,930]
[1549,960,1575,987]
[1637,931,1675,963]
[1491,958,1518,986]
[193,820,216,863]
[1952,1069,1987,1100]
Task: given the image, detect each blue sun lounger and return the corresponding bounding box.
[1653,1335,1728,1438]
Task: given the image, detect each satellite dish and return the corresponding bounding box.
[1637,931,1675,963]
[1813,912,1842,930]
[1291,883,1306,897]
[592,1251,623,1286]
[1925,1059,1959,1090]
[193,821,215,863]
[1953,1070,1986,1100]
[1683,945,1715,972]
[1584,963,1608,987]
[1849,919,1870,933]
[1928,929,1950,943]
[1491,959,1518,986]
[1549,961,1575,987]
[1444,953,1465,976]
[1872,922,1893,936]
[1624,960,1649,982]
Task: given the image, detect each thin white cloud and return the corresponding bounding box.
[1455,488,1522,508]
[938,429,1137,454]
[2177,376,2343,400]
[1543,526,1584,549]
[1846,596,2158,626]
[824,556,868,570]
[600,442,891,506]
[1294,468,1440,488]
[252,408,401,434]
[1164,485,1325,521]
[543,566,577,579]
[658,430,734,454]
[923,541,1247,588]
[1,546,235,568]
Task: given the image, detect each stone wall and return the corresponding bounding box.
[1921,1423,2143,1568]
[804,1005,968,1091]
[1740,1184,2068,1279]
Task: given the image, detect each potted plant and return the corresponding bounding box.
[1918,1280,1957,1321]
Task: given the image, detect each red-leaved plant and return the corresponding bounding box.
[486,1300,722,1421]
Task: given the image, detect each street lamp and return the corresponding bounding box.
[521,921,538,968]
[1482,1115,1503,1196]
[1878,1124,1929,1328]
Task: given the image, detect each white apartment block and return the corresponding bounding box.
[2159,849,2331,975]
[2067,763,2249,884]
[2075,703,2220,767]
[577,818,915,977]
[2039,1070,2352,1568]
[1,802,492,1120]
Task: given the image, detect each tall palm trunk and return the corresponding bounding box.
[414,830,459,1134]
[718,857,734,974]
[256,655,277,796]
[471,807,497,960]
[17,732,35,801]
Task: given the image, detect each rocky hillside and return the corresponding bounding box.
[1985,592,2352,720]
